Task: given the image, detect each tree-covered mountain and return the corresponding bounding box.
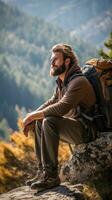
[2,0,112,46]
[0,1,97,133]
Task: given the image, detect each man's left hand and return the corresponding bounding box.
[23,113,34,127]
[23,110,44,128]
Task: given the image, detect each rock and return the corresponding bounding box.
[0,183,85,200]
[60,132,112,199]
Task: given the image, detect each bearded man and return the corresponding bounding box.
[23,44,96,190]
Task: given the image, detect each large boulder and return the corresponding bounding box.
[60,132,112,199]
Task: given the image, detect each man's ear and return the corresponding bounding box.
[65,58,71,66]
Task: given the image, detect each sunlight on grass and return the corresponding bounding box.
[83,184,102,200]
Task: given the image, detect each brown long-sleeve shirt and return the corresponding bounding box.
[42,76,96,118]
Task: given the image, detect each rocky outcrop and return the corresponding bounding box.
[0,183,86,200]
[61,132,112,199]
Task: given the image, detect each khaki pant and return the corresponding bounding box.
[34,116,89,169]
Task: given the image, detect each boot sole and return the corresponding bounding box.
[34,182,60,194]
[31,180,60,190]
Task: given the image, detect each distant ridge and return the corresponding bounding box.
[2,0,112,46]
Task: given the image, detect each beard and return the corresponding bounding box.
[50,64,66,76]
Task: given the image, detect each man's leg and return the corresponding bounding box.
[31,116,84,189]
[41,116,84,167]
[34,120,42,166]
[26,120,43,186]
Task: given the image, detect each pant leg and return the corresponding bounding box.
[41,116,84,168]
[34,120,42,166]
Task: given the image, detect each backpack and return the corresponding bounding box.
[85,58,112,130]
[68,59,112,132]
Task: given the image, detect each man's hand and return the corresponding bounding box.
[23,124,30,137]
[23,110,44,134]
[23,122,35,137]
[23,113,34,127]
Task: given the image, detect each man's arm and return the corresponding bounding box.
[23,78,84,128]
[43,77,86,117]
[23,87,58,132]
[43,77,96,118]
[23,110,44,127]
[35,87,58,111]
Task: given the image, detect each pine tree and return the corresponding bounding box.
[99,32,112,59]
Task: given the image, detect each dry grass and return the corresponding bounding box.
[83,184,103,200]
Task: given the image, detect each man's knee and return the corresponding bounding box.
[42,117,59,138]
[35,120,42,135]
[35,119,42,127]
[42,116,57,128]
[42,116,59,130]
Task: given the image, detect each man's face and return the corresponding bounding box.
[50,52,66,76]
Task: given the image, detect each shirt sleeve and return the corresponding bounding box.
[36,87,58,111]
[43,78,85,117]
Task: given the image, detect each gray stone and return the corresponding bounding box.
[0,183,85,200]
[61,132,112,184]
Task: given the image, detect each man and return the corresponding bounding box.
[23,44,96,190]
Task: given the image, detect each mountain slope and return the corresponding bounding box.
[2,0,112,46]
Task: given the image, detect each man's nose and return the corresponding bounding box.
[51,61,55,68]
[51,60,54,66]
[50,58,55,65]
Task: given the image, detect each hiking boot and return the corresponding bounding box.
[26,166,43,186]
[31,167,60,190]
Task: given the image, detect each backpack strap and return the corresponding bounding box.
[99,68,112,78]
[66,73,83,85]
